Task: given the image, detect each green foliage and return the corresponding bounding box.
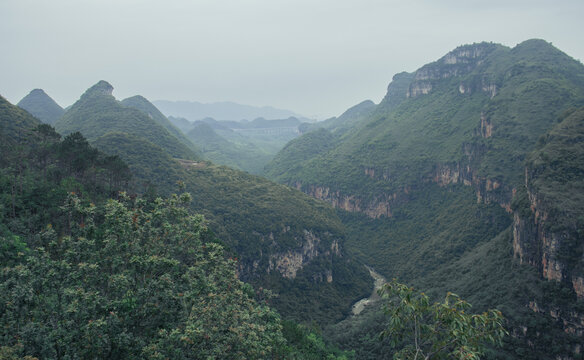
[0,102,358,358]
[178,163,371,324]
[265,127,337,180]
[85,116,369,324]
[298,100,376,136]
[0,95,42,145]
[339,184,511,282]
[185,117,302,174]
[263,40,584,358]
[0,193,286,359]
[281,320,353,359]
[0,124,130,241]
[380,280,507,360]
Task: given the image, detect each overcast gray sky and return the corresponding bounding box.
[1,0,583,119]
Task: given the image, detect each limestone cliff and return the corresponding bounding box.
[511,107,584,301]
[512,168,583,297]
[295,182,403,219]
[239,228,343,282]
[407,43,501,99]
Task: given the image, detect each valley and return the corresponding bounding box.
[351,266,386,316]
[1,38,584,359]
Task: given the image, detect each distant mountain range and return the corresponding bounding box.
[153,99,309,122]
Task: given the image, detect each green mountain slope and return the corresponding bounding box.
[57,82,370,325]
[55,81,198,160]
[266,39,584,358]
[17,89,65,125]
[0,99,351,359]
[120,95,200,156]
[186,122,273,174]
[93,132,370,324]
[267,40,584,202]
[0,95,42,145]
[298,100,376,135]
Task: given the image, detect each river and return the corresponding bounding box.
[351,266,387,315]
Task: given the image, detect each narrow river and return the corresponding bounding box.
[351,266,387,315]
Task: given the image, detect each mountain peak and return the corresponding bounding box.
[17,88,64,124]
[439,42,501,66]
[83,80,114,98]
[511,38,575,62]
[29,88,48,96]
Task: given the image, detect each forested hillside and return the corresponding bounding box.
[0,95,356,359]
[50,82,371,325]
[266,39,584,359]
[17,89,64,125]
[182,117,302,174]
[120,95,200,156]
[55,81,199,161]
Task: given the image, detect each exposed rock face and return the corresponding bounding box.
[479,112,493,138]
[406,43,500,98]
[268,230,321,279]
[84,80,114,98]
[407,82,432,98]
[237,230,342,282]
[296,183,396,219]
[512,169,580,294]
[431,161,514,211]
[512,212,565,283]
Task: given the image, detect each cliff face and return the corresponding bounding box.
[295,182,400,219]
[239,228,342,282]
[511,107,584,301]
[407,43,501,99]
[513,168,583,297]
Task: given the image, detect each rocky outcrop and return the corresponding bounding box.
[407,82,432,98]
[513,211,565,283]
[479,112,493,138]
[407,43,501,98]
[512,172,581,295]
[237,229,342,284]
[268,230,321,279]
[265,230,341,280]
[431,161,514,212]
[296,183,399,219]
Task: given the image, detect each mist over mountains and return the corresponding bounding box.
[153,99,308,122]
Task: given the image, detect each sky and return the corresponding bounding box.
[1,0,583,119]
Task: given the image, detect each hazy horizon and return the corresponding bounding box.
[2,0,583,119]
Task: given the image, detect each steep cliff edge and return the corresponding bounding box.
[512,107,584,297]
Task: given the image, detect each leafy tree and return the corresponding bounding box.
[0,192,286,359]
[380,280,507,360]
